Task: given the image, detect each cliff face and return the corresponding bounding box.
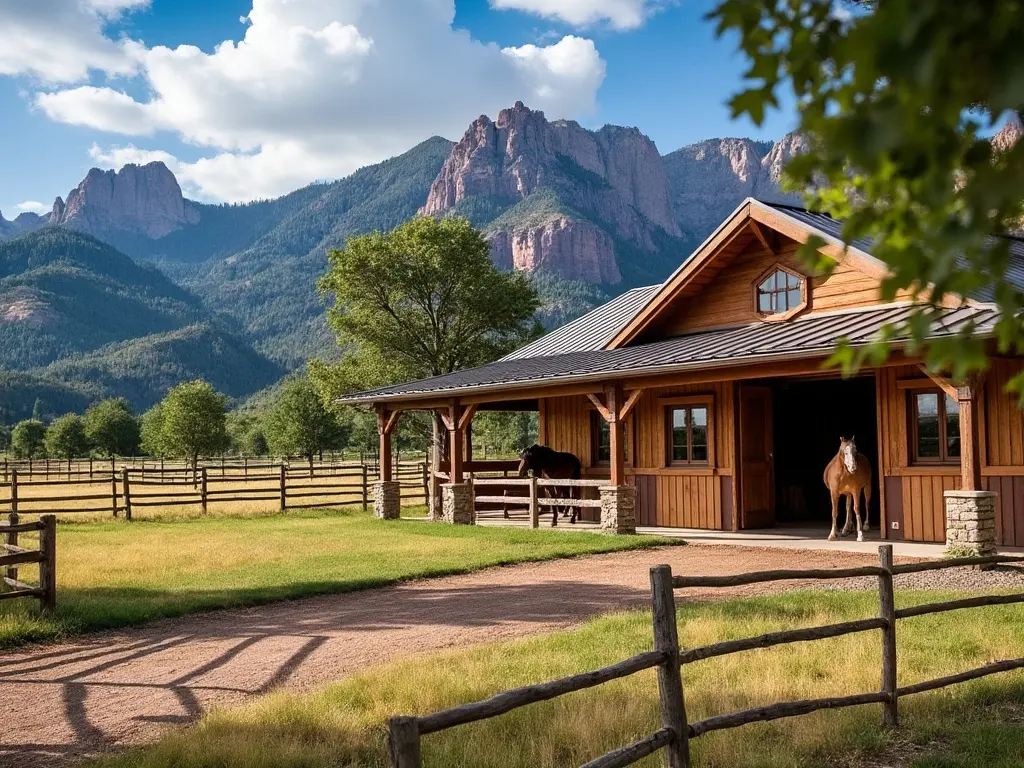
[421,102,682,284]
[51,162,199,239]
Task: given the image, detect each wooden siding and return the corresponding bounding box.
[984,359,1024,467]
[663,240,904,336]
[987,475,1024,548]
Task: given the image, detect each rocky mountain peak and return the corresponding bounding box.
[51,161,199,239]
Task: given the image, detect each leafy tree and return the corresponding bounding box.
[84,398,140,457]
[45,413,89,463]
[11,419,46,458]
[226,412,269,456]
[156,381,230,468]
[474,411,539,458]
[140,403,166,456]
[245,429,269,457]
[31,398,44,422]
[710,0,1024,386]
[264,379,347,472]
[0,425,10,453]
[312,216,540,514]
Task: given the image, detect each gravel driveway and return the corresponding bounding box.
[1,544,1020,767]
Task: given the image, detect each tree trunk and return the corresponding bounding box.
[429,411,445,520]
[309,454,314,479]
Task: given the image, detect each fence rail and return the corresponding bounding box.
[1,460,430,518]
[0,514,55,613]
[387,546,1024,767]
[471,477,606,528]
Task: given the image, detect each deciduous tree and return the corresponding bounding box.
[710,0,1024,386]
[264,379,347,473]
[157,381,230,469]
[312,216,540,514]
[84,398,140,457]
[45,413,89,464]
[11,419,46,459]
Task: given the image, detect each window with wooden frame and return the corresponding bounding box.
[661,396,713,467]
[909,389,961,464]
[753,263,808,321]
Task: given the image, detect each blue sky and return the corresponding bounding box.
[0,0,795,215]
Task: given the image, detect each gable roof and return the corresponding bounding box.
[605,198,892,348]
[501,284,660,361]
[336,303,998,405]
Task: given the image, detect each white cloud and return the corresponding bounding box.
[489,0,662,30]
[15,201,50,214]
[31,0,607,202]
[0,0,147,83]
[88,142,179,169]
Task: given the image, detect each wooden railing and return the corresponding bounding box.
[1,461,430,519]
[1,514,55,614]
[386,545,1024,767]
[471,477,605,527]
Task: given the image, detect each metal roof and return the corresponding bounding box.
[337,304,999,405]
[501,284,660,361]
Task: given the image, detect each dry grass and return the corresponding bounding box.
[0,508,678,648]
[87,591,1024,768]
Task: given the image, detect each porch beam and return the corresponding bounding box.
[917,365,959,400]
[618,388,645,422]
[587,393,613,423]
[376,406,398,482]
[956,374,987,492]
[446,399,464,484]
[605,383,627,486]
[747,220,775,255]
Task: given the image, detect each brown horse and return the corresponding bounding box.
[823,436,873,542]
[518,444,582,526]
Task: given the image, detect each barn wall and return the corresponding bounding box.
[877,361,1024,546]
[539,380,736,530]
[663,241,911,336]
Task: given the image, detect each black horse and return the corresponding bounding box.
[518,444,582,526]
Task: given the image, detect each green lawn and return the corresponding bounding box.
[87,590,1024,768]
[0,508,679,649]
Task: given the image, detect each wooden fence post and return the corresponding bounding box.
[122,468,132,521]
[387,716,422,768]
[38,515,56,615]
[279,462,287,511]
[421,461,429,504]
[529,474,539,529]
[361,464,369,511]
[201,468,208,515]
[878,544,898,728]
[7,469,18,585]
[650,565,691,768]
[111,475,119,517]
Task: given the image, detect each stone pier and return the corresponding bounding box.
[944,490,997,556]
[373,480,401,520]
[442,482,474,525]
[599,485,636,535]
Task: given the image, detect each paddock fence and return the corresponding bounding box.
[0,459,430,519]
[0,514,55,614]
[471,475,605,527]
[387,545,1024,768]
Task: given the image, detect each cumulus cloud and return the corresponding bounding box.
[88,143,179,169]
[489,0,664,30]
[0,0,146,83]
[15,201,50,214]
[31,0,607,202]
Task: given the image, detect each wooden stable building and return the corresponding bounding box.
[338,199,1024,549]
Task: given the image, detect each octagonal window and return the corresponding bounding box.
[756,268,804,315]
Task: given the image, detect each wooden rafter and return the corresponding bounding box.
[748,220,775,255]
[457,403,478,431]
[917,365,960,400]
[587,393,613,423]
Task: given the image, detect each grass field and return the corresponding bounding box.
[87,590,1024,768]
[0,508,679,649]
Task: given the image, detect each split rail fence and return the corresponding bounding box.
[387,545,1024,768]
[0,514,55,613]
[0,460,429,519]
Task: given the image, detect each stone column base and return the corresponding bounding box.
[600,485,636,535]
[944,490,997,557]
[373,480,401,520]
[442,483,474,525]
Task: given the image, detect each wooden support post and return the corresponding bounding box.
[6,469,17,584]
[878,545,898,727]
[38,515,56,616]
[122,468,132,521]
[111,475,118,517]
[444,400,465,485]
[606,384,626,486]
[200,468,208,515]
[377,407,399,483]
[387,716,422,768]
[650,565,691,768]
[421,461,429,504]
[957,383,982,492]
[279,462,287,511]
[529,474,539,529]
[361,463,369,511]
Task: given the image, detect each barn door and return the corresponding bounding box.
[739,385,775,528]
